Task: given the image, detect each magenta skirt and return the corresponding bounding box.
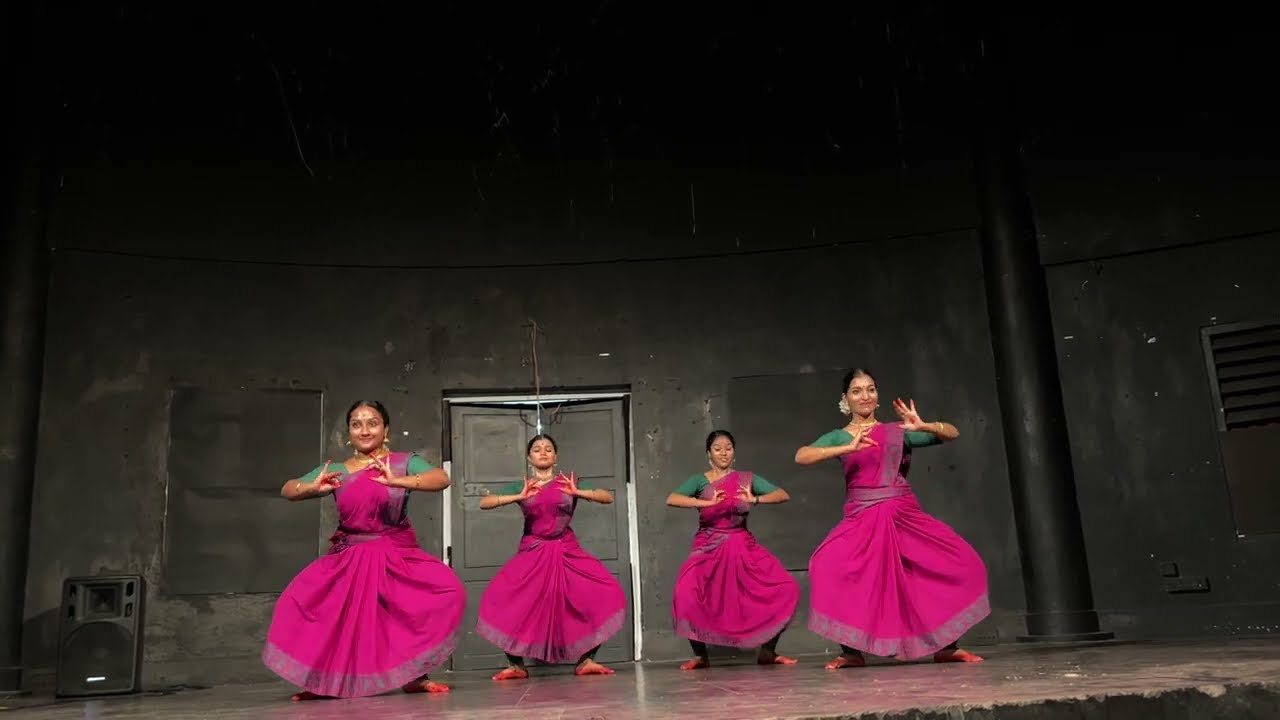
[672,528,799,648]
[477,531,627,663]
[808,495,989,659]
[263,530,465,697]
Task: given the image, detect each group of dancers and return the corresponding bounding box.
[261,368,990,701]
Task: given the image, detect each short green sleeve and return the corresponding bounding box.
[406,454,437,474]
[750,474,779,494]
[297,462,346,482]
[904,431,943,449]
[673,474,709,497]
[810,429,852,448]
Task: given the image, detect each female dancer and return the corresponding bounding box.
[477,433,628,680]
[795,369,989,669]
[263,400,465,700]
[668,430,800,669]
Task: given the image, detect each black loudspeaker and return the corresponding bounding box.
[55,575,145,697]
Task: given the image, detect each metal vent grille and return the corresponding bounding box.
[1203,321,1280,430]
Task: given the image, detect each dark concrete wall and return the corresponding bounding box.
[1045,234,1280,638]
[21,3,1021,687]
[1021,20,1280,639]
[17,3,1280,690]
[25,230,1023,685]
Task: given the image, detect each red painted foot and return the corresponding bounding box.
[402,679,451,693]
[492,666,529,681]
[290,691,332,702]
[824,653,866,670]
[758,653,798,665]
[575,659,615,676]
[680,656,711,670]
[934,648,984,663]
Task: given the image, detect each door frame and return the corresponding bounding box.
[442,390,643,661]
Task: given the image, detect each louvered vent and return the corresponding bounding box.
[1203,321,1280,430]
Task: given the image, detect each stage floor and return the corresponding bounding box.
[4,638,1280,719]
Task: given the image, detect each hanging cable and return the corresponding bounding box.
[527,319,543,434]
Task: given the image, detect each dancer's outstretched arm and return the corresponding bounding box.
[281,461,343,501]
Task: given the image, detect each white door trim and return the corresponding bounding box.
[444,391,643,661]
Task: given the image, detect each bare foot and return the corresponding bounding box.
[402,679,451,693]
[290,691,332,702]
[492,666,529,681]
[574,659,615,676]
[680,656,711,670]
[757,652,798,665]
[824,653,866,670]
[934,648,983,663]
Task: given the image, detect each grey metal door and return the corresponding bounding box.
[448,398,634,670]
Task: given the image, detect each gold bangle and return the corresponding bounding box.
[935,422,944,434]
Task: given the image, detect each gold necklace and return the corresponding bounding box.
[352,450,389,466]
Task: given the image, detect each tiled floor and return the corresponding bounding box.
[4,638,1279,719]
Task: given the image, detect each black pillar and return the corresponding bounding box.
[973,26,1112,642]
[0,2,50,693]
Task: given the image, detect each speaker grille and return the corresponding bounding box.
[60,623,137,695]
[56,575,144,697]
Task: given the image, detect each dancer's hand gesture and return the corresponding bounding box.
[699,488,726,508]
[311,462,343,495]
[894,398,928,431]
[516,478,539,500]
[737,483,756,506]
[559,471,582,497]
[846,425,877,452]
[368,453,398,485]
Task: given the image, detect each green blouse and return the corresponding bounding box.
[671,472,780,497]
[496,478,596,495]
[808,428,942,450]
[298,454,436,482]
